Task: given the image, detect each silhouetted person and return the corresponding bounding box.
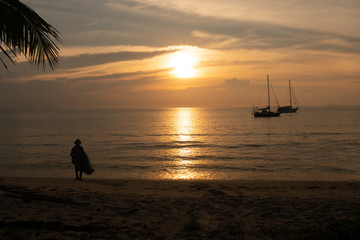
[70,139,85,180]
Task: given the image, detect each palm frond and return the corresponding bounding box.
[0,0,62,70]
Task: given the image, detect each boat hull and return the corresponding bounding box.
[277,106,299,113]
[254,111,281,117]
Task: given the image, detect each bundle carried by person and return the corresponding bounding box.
[82,152,95,175]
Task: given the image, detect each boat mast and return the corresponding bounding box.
[289,80,292,107]
[267,75,270,109]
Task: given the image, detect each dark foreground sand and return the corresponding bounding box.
[1,178,360,239]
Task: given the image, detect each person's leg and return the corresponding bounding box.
[79,166,83,180]
[75,165,79,179]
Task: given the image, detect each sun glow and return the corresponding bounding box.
[169,50,198,78]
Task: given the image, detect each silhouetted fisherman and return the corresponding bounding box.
[70,139,85,180]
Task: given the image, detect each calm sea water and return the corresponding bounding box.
[0,107,359,180]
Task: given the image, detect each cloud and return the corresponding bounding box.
[223,78,251,89]
[57,50,173,69]
[132,0,360,37]
[0,76,255,109]
[25,0,360,53]
[3,49,173,81]
[192,21,360,53]
[1,75,359,109]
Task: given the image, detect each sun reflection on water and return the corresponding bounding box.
[176,108,193,142]
[160,108,213,180]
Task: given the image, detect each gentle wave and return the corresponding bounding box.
[0,107,359,180]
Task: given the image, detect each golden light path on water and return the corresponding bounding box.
[160,108,215,180]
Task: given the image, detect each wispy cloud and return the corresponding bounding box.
[4,49,173,80]
[58,50,173,69]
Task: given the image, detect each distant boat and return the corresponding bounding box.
[277,80,299,113]
[253,75,281,117]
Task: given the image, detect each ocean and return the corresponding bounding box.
[0,107,359,180]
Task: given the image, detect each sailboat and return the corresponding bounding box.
[253,75,281,117]
[277,80,299,113]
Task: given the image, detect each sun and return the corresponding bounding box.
[169,50,198,78]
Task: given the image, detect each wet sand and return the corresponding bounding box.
[1,178,360,239]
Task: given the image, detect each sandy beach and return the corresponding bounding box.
[1,178,360,239]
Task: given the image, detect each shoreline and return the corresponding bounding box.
[1,178,360,239]
[3,176,360,183]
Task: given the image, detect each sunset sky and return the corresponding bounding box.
[1,0,359,109]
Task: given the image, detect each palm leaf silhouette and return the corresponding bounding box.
[0,0,62,70]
